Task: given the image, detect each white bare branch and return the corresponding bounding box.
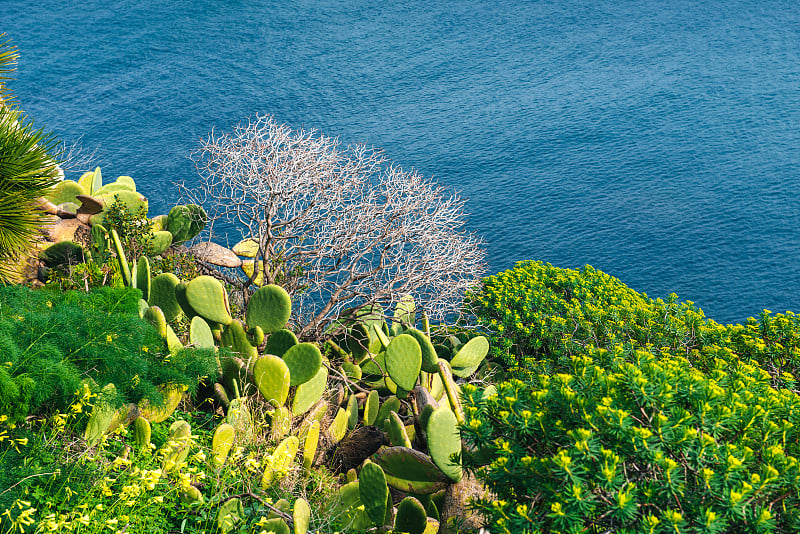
[182,116,486,338]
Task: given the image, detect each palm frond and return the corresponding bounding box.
[0,33,19,107]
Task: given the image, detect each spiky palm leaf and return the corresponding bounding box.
[0,35,61,283]
[0,34,19,106]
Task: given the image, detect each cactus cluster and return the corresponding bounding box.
[74,242,489,533]
[316,297,491,532]
[40,167,207,270]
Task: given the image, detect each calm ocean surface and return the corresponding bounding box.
[4,0,800,324]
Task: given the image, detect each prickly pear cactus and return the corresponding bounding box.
[448,335,489,378]
[302,420,320,470]
[133,416,151,451]
[185,275,232,325]
[212,422,235,467]
[292,366,328,415]
[395,496,428,534]
[386,411,412,448]
[143,305,167,338]
[393,294,416,327]
[363,389,379,426]
[327,408,348,444]
[221,320,258,361]
[166,204,207,244]
[246,284,292,334]
[271,405,292,441]
[217,497,244,533]
[162,419,192,472]
[385,334,422,391]
[406,328,439,374]
[138,383,185,423]
[345,394,359,430]
[359,461,389,525]
[374,396,400,428]
[264,328,298,357]
[189,316,215,349]
[371,447,449,495]
[282,342,323,386]
[149,273,182,322]
[426,406,462,482]
[261,435,299,488]
[293,497,311,534]
[134,256,151,301]
[253,354,290,406]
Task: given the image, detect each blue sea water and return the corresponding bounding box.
[4,0,800,324]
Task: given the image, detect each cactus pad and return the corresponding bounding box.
[344,393,358,429]
[143,305,167,338]
[385,411,412,448]
[261,435,299,488]
[149,273,182,322]
[133,416,151,450]
[302,420,320,470]
[253,354,290,406]
[134,256,151,301]
[217,497,243,533]
[150,230,173,255]
[166,204,207,243]
[393,294,416,327]
[449,335,489,377]
[174,281,198,319]
[162,419,192,472]
[189,316,215,349]
[363,390,379,425]
[395,497,428,534]
[374,396,401,428]
[283,342,323,386]
[186,275,232,325]
[221,320,258,361]
[371,447,450,494]
[359,461,389,525]
[77,167,102,195]
[327,408,348,443]
[246,284,292,334]
[246,325,265,347]
[293,498,311,534]
[385,334,422,391]
[271,405,292,441]
[292,366,328,415]
[139,383,186,423]
[84,383,118,446]
[212,423,235,467]
[47,179,85,205]
[426,406,462,482]
[406,328,439,374]
[264,328,298,357]
[165,324,183,355]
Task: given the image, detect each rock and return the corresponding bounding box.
[75,194,104,215]
[76,213,92,225]
[189,241,242,268]
[43,218,91,244]
[35,197,59,215]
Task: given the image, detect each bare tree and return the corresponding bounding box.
[182,116,485,339]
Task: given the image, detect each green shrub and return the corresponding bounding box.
[461,261,800,533]
[0,285,216,422]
